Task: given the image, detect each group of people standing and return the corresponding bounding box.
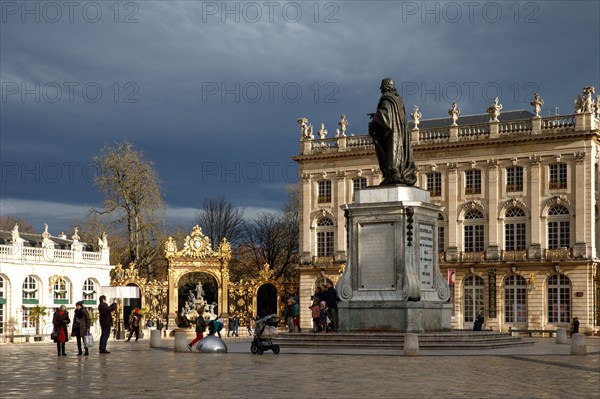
[52,300,92,356]
[309,281,338,333]
[51,295,141,356]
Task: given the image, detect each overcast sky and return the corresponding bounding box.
[1,0,599,235]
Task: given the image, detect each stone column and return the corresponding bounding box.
[446,164,459,261]
[486,161,499,260]
[168,267,178,327]
[299,173,312,265]
[335,172,347,263]
[528,156,542,259]
[573,152,588,258]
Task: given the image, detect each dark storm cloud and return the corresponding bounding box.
[1,0,598,233]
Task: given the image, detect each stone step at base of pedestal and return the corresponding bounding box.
[272,332,531,350]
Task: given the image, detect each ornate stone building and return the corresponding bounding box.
[293,87,600,334]
[0,225,112,339]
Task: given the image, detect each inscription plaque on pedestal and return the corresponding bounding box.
[358,222,395,290]
[419,224,434,289]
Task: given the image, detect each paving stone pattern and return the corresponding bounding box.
[0,337,598,399]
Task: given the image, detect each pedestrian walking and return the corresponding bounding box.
[570,316,579,336]
[71,301,91,356]
[52,305,70,356]
[98,295,117,354]
[187,308,207,351]
[324,282,338,332]
[126,308,142,342]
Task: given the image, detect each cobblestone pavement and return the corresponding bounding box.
[1,337,598,399]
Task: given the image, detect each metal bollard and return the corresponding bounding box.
[555,328,567,344]
[570,333,586,356]
[404,333,419,356]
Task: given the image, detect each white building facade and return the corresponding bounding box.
[0,225,112,338]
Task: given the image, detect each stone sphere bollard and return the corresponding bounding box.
[570,333,586,356]
[174,331,189,352]
[555,328,567,344]
[150,329,162,348]
[197,335,228,353]
[404,333,419,356]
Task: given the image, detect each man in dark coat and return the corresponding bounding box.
[324,282,338,332]
[98,295,117,354]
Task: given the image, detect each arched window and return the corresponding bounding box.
[504,275,527,323]
[82,278,97,305]
[53,277,69,305]
[464,210,484,252]
[505,207,526,251]
[547,274,571,324]
[463,275,484,323]
[547,205,570,249]
[22,275,39,304]
[316,217,334,257]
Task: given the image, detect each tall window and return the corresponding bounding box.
[83,278,97,305]
[317,180,332,203]
[22,307,35,330]
[316,217,334,257]
[464,210,484,252]
[22,275,38,304]
[465,170,481,195]
[505,207,526,251]
[506,166,523,192]
[53,277,69,304]
[352,177,367,201]
[463,275,484,323]
[504,275,527,323]
[437,213,445,253]
[547,205,570,249]
[427,173,442,197]
[549,163,567,189]
[547,274,571,323]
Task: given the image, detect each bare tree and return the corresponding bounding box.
[194,195,246,250]
[240,188,299,279]
[0,215,35,233]
[92,140,165,279]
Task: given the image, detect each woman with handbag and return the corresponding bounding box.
[71,301,91,356]
[52,305,70,356]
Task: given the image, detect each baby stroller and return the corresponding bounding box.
[251,314,281,355]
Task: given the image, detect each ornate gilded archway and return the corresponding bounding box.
[164,226,232,325]
[110,263,169,331]
[228,263,298,327]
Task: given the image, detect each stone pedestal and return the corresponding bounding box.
[570,334,586,356]
[150,330,162,348]
[555,328,567,344]
[404,333,419,356]
[174,331,189,352]
[336,185,451,333]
